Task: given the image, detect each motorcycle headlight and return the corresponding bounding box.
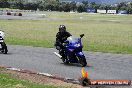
[74,43,81,47]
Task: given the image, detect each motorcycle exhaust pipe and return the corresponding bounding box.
[54,52,62,58]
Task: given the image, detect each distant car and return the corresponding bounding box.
[18,13,22,16]
[14,12,22,16]
[7,12,11,15]
[6,12,22,16]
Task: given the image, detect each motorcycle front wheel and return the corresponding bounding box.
[77,56,87,67]
[1,42,8,54]
[62,57,69,64]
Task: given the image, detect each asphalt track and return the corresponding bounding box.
[0,45,132,80]
[1,15,132,24]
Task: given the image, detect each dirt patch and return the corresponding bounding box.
[0,68,88,88]
[1,68,126,88]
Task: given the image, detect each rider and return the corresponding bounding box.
[55,25,72,58]
[0,30,6,52]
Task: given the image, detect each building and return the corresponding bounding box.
[118,10,128,14]
[87,8,96,13]
[97,9,106,14]
[107,10,116,14]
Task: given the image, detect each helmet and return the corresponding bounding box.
[0,30,5,38]
[59,25,66,32]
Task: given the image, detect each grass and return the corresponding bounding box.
[0,11,132,53]
[0,73,59,88]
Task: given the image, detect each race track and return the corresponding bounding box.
[0,45,132,87]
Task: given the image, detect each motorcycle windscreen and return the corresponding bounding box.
[0,36,3,40]
[0,36,4,48]
[67,36,80,44]
[0,44,2,48]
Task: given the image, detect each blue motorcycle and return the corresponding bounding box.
[54,34,87,67]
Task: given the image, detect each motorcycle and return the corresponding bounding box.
[54,34,87,67]
[0,36,8,54]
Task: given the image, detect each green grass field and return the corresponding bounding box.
[0,12,132,53]
[0,73,59,88]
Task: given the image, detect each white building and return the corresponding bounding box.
[97,9,106,14]
[107,10,116,14]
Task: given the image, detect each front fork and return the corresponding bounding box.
[76,52,85,58]
[75,52,85,61]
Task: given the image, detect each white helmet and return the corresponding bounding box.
[0,30,5,38]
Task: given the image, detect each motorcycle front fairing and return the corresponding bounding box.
[0,36,4,49]
[65,36,85,63]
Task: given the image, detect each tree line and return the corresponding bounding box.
[0,0,132,13]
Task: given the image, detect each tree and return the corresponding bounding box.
[70,1,77,12]
[76,2,85,12]
[23,2,38,10]
[127,2,132,14]
[62,2,70,12]
[82,0,88,6]
[117,2,127,10]
[37,0,59,11]
[89,2,100,10]
[0,0,10,8]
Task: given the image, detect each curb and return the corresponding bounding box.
[0,65,80,85]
